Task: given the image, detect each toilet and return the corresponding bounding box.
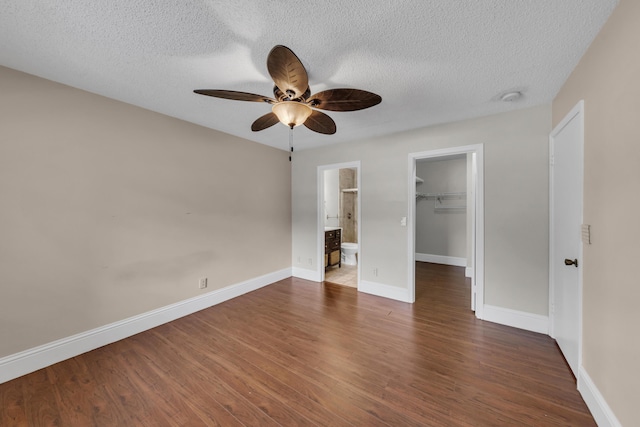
[341,242,358,266]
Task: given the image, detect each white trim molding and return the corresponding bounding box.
[0,268,291,385]
[359,280,412,303]
[483,305,549,334]
[415,253,466,267]
[578,367,622,427]
[292,267,321,282]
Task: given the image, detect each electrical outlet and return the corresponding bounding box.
[373,268,378,277]
[308,258,313,265]
[199,277,208,289]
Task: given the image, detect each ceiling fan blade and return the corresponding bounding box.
[267,45,309,100]
[251,112,280,132]
[307,88,382,111]
[194,89,275,104]
[303,110,336,135]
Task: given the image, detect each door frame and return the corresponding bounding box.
[408,144,484,318]
[548,100,584,372]
[317,161,361,286]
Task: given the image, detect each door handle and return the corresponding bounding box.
[564,258,578,268]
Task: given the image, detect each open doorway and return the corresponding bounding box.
[408,145,484,318]
[318,162,361,288]
[415,155,467,268]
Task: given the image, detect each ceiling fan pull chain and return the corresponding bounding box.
[289,127,293,162]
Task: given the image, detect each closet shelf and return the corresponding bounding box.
[416,192,466,210]
[416,191,466,199]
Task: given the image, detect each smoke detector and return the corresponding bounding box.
[500,91,523,102]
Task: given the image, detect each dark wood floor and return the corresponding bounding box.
[1,263,594,426]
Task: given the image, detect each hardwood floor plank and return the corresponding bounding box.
[126,333,268,427]
[0,263,595,426]
[21,369,62,426]
[80,348,154,425]
[144,327,312,425]
[115,346,201,426]
[171,317,353,426]
[183,316,405,426]
[1,376,27,426]
[46,356,121,426]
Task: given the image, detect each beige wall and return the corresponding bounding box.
[292,105,551,315]
[0,66,291,358]
[553,0,640,424]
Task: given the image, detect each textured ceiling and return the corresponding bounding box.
[0,0,618,151]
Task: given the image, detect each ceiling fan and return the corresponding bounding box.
[193,45,382,135]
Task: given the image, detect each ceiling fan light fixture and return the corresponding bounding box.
[193,45,380,135]
[272,101,312,128]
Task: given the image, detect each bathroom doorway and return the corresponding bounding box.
[318,162,361,288]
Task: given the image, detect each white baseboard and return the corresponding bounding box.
[416,253,466,267]
[292,267,321,282]
[578,366,622,427]
[0,268,292,385]
[359,280,412,303]
[482,304,549,334]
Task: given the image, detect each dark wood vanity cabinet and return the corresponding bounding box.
[325,229,341,268]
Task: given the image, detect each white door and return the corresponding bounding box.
[550,101,584,378]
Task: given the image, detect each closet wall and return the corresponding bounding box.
[415,156,467,263]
